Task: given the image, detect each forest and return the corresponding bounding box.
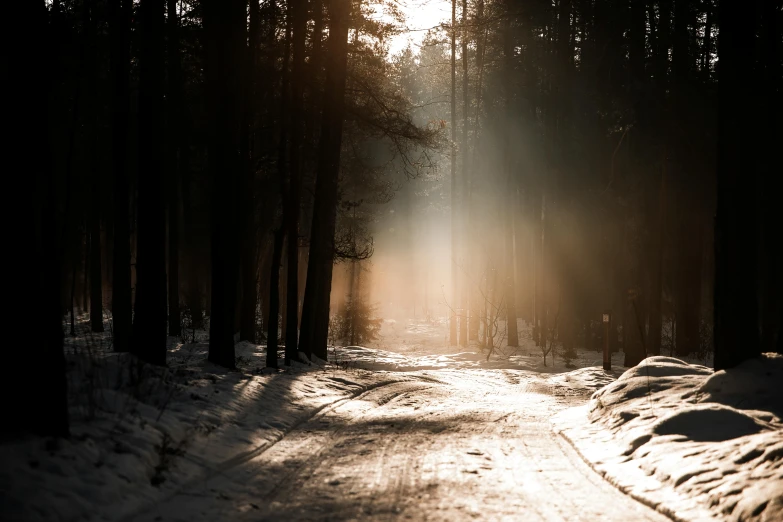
[2,0,781,519]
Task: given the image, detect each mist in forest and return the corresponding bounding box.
[343,0,780,369]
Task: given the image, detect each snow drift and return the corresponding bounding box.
[555,354,783,522]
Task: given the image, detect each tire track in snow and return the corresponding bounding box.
[129,370,673,522]
[120,377,424,522]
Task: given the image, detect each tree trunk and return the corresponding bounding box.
[759,0,780,354]
[205,0,245,369]
[515,191,529,323]
[449,0,458,346]
[83,232,91,315]
[504,197,519,347]
[714,0,760,369]
[469,0,486,342]
[305,0,324,148]
[266,229,284,368]
[648,162,666,355]
[83,0,104,334]
[8,0,69,438]
[648,0,671,357]
[532,189,541,346]
[503,12,518,348]
[240,0,260,343]
[89,192,103,332]
[280,253,288,336]
[271,0,291,344]
[133,0,167,366]
[258,243,273,332]
[458,0,469,347]
[675,216,702,356]
[166,0,182,338]
[539,194,547,350]
[671,0,702,358]
[282,0,308,364]
[299,0,351,360]
[349,260,357,345]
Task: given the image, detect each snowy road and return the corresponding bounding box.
[130,369,670,522]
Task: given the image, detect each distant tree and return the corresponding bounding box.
[449,0,459,347]
[459,0,470,348]
[338,262,382,346]
[503,10,518,349]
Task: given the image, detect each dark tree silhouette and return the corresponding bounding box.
[204,0,245,369]
[132,0,167,366]
[266,229,285,368]
[299,0,352,360]
[166,0,182,338]
[110,0,132,353]
[7,0,69,438]
[713,0,761,369]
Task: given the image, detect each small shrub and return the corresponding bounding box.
[335,296,382,346]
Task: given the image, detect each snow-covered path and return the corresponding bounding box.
[127,369,669,522]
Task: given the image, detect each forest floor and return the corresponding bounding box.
[1,318,779,521]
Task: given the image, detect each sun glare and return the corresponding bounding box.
[374,0,452,55]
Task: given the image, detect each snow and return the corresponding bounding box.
[333,319,631,373]
[554,354,783,522]
[0,336,395,522]
[5,317,780,521]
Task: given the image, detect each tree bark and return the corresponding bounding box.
[282,0,309,363]
[83,0,105,334]
[205,0,245,369]
[672,0,702,358]
[714,0,760,369]
[240,0,261,343]
[89,190,103,332]
[648,163,666,355]
[299,0,351,360]
[759,0,780,354]
[8,0,69,438]
[133,0,168,366]
[266,229,284,368]
[167,0,182,338]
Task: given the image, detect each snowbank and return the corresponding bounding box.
[554,354,783,522]
[0,341,392,522]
